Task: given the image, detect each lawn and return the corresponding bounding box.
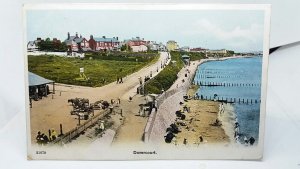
[28,52,159,87]
[144,51,184,94]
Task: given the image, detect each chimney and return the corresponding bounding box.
[116,37,119,40]
[90,35,94,40]
[67,32,70,40]
[76,32,78,38]
[102,36,106,39]
[80,34,82,38]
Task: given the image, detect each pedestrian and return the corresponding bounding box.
[183,138,187,145]
[249,137,255,145]
[120,109,123,117]
[120,77,123,83]
[51,129,57,141]
[46,85,49,95]
[36,131,43,145]
[118,98,121,104]
[109,105,114,114]
[117,77,119,84]
[99,120,105,131]
[199,136,203,142]
[41,133,49,145]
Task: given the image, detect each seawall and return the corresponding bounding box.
[145,56,250,144]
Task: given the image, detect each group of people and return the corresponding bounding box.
[29,84,50,101]
[234,119,256,146]
[36,129,58,145]
[116,77,123,84]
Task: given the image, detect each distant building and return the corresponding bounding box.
[88,35,120,51]
[207,49,228,54]
[166,40,179,51]
[190,47,207,53]
[27,41,38,52]
[131,45,148,52]
[126,37,148,52]
[148,41,159,51]
[180,46,190,52]
[182,54,190,65]
[64,32,90,52]
[158,42,167,51]
[148,41,167,51]
[27,37,43,51]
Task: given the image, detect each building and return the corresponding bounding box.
[190,47,207,53]
[126,37,148,52]
[131,45,148,52]
[158,43,167,51]
[148,41,159,51]
[166,40,179,51]
[27,41,39,52]
[64,32,90,52]
[27,37,44,52]
[88,35,120,51]
[207,49,228,54]
[182,55,190,65]
[180,46,190,52]
[28,72,55,105]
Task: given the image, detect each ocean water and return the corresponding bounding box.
[193,56,262,144]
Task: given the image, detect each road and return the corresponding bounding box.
[30,52,170,144]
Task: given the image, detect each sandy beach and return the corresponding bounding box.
[148,55,243,146]
[169,86,235,146]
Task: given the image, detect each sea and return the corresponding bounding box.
[193,56,262,144]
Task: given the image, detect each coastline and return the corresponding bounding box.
[148,55,247,144]
[218,103,236,144]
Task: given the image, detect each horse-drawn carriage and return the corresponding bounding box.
[68,98,93,120]
[68,98,110,120]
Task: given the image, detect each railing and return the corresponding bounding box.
[143,65,196,142]
[52,109,110,145]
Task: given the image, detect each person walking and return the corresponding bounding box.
[51,129,57,141]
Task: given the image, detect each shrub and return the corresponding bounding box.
[144,51,184,94]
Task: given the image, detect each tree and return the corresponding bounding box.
[37,38,67,52]
[120,44,132,52]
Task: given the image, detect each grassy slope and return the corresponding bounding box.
[144,51,184,94]
[28,53,158,87]
[180,51,205,61]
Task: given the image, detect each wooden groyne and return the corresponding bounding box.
[194,81,261,87]
[196,95,261,104]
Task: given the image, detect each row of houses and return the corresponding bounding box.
[27,33,233,55]
[28,33,168,53]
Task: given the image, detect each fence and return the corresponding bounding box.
[52,109,110,145]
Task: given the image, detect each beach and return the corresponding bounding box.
[147,56,254,145]
[170,86,237,146]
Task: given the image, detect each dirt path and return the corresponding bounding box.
[111,95,148,146]
[30,52,170,144]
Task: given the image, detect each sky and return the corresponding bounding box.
[27,9,265,52]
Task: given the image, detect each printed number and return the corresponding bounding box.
[36,151,46,155]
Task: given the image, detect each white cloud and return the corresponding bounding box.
[181,19,263,50]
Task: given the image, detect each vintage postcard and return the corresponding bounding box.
[24,3,271,160]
